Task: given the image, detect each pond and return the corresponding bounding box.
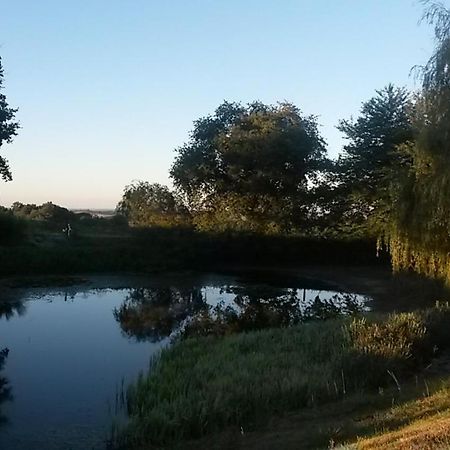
[0,272,371,450]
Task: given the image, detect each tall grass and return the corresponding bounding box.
[118,306,450,449]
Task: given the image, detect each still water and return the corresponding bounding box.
[0,273,370,449]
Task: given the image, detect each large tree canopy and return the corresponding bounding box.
[170,101,327,233]
[0,57,19,181]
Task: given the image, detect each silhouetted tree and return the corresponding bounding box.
[0,57,19,181]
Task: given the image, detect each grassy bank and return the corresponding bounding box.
[117,305,450,449]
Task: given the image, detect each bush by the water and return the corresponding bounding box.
[118,305,450,448]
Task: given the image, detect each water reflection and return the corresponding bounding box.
[0,349,11,427]
[185,287,368,337]
[0,292,25,429]
[220,285,303,331]
[113,287,207,342]
[114,285,369,340]
[0,299,25,320]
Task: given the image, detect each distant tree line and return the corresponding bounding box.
[4,202,125,236]
[11,202,76,225]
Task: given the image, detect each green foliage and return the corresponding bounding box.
[117,181,190,228]
[0,56,19,181]
[170,101,327,233]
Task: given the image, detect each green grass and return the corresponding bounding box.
[117,306,450,449]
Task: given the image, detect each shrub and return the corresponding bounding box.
[348,313,427,361]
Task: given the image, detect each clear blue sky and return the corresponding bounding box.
[0,0,439,208]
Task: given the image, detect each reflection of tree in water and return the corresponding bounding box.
[113,287,207,341]
[0,294,24,425]
[184,286,367,337]
[222,285,303,331]
[0,349,12,427]
[303,293,367,320]
[0,299,26,320]
[114,285,368,340]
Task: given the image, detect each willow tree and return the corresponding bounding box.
[386,1,450,281]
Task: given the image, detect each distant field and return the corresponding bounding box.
[71,209,116,218]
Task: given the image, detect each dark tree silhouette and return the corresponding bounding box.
[0,57,19,181]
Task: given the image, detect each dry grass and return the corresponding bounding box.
[356,413,450,449]
[349,385,450,449]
